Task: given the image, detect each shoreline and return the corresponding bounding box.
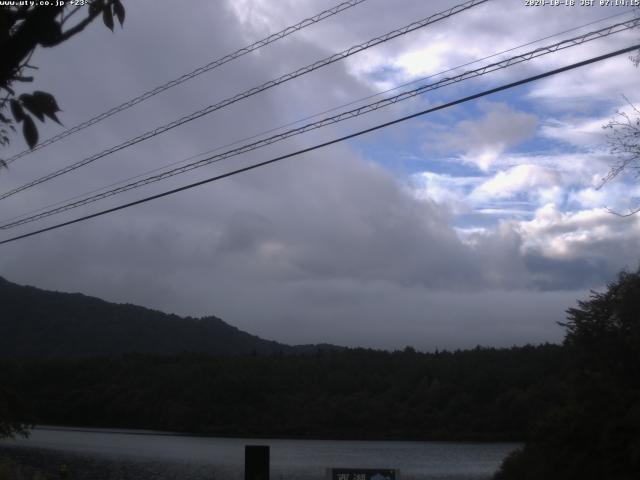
[28,424,523,444]
[1,429,516,480]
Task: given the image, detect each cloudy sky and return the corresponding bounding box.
[1,0,639,350]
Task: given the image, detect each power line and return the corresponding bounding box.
[3,0,370,165]
[0,0,489,202]
[3,9,632,227]
[1,43,637,246]
[2,18,637,230]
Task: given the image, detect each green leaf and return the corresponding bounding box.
[10,99,24,122]
[113,0,125,26]
[103,5,114,31]
[22,115,38,149]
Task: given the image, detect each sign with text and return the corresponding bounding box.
[329,468,397,480]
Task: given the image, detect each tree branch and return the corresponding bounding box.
[57,7,104,44]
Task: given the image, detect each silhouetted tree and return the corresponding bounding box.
[495,267,640,480]
[600,35,640,215]
[601,99,640,215]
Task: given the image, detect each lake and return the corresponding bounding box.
[0,427,519,479]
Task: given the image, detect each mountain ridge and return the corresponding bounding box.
[0,276,341,360]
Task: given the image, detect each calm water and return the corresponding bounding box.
[0,427,519,479]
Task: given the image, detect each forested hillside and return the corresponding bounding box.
[0,275,570,442]
[0,276,331,359]
[1,345,565,441]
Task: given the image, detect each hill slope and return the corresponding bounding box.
[0,276,306,359]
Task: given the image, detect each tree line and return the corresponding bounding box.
[2,344,565,442]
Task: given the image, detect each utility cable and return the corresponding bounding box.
[0,0,489,202]
[1,18,637,230]
[3,8,632,226]
[2,0,370,165]
[1,43,637,246]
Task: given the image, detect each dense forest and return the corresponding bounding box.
[1,344,565,441]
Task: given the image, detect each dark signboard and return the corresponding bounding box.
[330,468,397,480]
[245,445,270,480]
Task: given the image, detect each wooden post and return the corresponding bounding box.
[245,445,270,480]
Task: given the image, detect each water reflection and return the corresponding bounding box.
[0,427,519,479]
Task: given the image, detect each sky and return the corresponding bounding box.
[1,0,639,350]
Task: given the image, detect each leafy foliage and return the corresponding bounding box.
[0,0,125,157]
[495,268,640,480]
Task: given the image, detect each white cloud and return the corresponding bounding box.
[389,37,481,80]
[540,96,640,151]
[528,48,640,109]
[516,203,640,261]
[411,171,480,214]
[470,151,612,188]
[541,117,609,149]
[568,187,609,209]
[425,102,538,170]
[569,182,640,213]
[471,164,561,201]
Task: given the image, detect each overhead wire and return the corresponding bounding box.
[2,8,632,227]
[1,17,638,230]
[2,0,371,165]
[0,0,490,202]
[1,43,638,246]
